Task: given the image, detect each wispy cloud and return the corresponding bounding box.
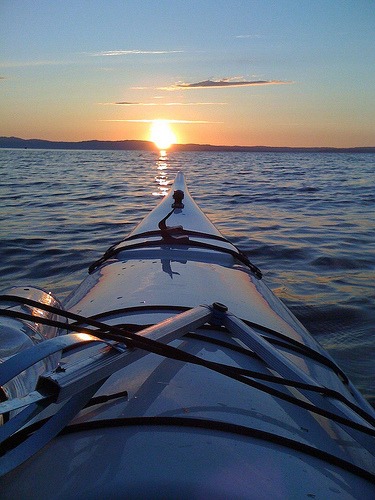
[234,34,262,39]
[162,79,293,90]
[99,101,227,106]
[90,50,184,57]
[101,119,222,124]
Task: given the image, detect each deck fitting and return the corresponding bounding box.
[172,190,184,208]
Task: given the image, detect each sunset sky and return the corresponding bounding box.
[1,1,374,147]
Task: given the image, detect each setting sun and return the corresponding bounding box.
[150,120,177,150]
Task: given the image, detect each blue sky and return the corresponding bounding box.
[1,0,374,146]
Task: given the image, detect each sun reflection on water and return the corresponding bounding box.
[152,150,172,197]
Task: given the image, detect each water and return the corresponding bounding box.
[1,148,374,403]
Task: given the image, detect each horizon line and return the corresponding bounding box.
[0,136,374,152]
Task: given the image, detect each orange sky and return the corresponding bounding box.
[1,1,374,147]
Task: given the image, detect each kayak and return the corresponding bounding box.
[0,172,374,498]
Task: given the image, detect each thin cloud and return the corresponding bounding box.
[90,50,184,56]
[163,79,293,90]
[99,101,227,106]
[101,119,223,124]
[234,34,262,39]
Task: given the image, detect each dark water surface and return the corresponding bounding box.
[1,149,374,402]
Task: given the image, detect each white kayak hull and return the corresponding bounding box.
[1,172,374,498]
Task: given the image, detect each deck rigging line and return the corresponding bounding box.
[88,228,262,278]
[1,294,375,479]
[1,295,374,432]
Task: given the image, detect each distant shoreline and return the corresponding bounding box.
[1,136,374,153]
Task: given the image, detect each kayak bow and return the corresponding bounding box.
[0,172,374,498]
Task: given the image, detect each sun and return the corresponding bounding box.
[150,120,177,150]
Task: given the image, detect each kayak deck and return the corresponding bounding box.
[0,172,374,497]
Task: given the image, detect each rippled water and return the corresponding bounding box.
[1,148,374,402]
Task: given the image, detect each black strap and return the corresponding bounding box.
[88,236,262,278]
[158,207,176,234]
[61,417,375,483]
[85,305,349,384]
[4,415,374,482]
[1,294,374,432]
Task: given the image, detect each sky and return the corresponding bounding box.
[1,0,374,147]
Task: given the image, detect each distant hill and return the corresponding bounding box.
[0,136,155,151]
[0,136,374,153]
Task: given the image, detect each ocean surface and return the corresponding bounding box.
[1,148,374,403]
